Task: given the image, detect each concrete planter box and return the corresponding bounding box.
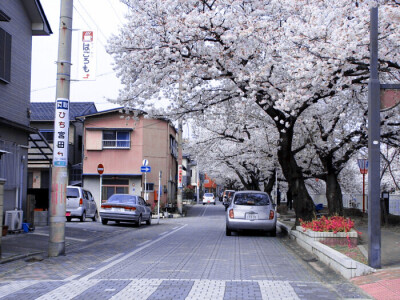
[296,226,358,247]
[277,221,375,279]
[291,226,374,279]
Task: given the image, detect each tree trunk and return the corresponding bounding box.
[264,169,276,196]
[278,130,315,223]
[319,153,344,216]
[325,172,344,216]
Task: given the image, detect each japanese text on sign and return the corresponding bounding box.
[78,30,96,81]
[178,165,183,188]
[53,99,70,167]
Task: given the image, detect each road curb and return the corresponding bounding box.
[0,251,45,264]
[277,221,375,279]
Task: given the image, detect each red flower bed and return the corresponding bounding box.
[300,216,355,234]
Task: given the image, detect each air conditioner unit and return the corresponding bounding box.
[5,210,23,231]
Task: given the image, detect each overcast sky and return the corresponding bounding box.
[31,0,127,111]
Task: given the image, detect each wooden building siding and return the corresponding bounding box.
[0,0,33,127]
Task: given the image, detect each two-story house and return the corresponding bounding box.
[28,102,97,212]
[80,108,178,212]
[0,1,51,224]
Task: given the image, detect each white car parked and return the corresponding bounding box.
[202,193,216,205]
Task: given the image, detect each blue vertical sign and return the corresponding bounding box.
[53,98,69,167]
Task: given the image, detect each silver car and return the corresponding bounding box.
[100,194,152,227]
[66,186,98,222]
[226,191,277,236]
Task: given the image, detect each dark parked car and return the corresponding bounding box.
[100,194,152,227]
[226,191,277,236]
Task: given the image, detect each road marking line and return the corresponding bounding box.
[137,240,150,246]
[0,281,37,298]
[201,206,208,217]
[35,279,100,300]
[159,231,169,236]
[65,274,80,281]
[81,224,187,281]
[102,253,124,263]
[31,232,87,242]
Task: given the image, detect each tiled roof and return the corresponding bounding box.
[30,102,97,121]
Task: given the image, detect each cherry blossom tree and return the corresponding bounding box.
[108,0,400,221]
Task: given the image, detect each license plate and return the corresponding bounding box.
[246,213,258,220]
[65,212,71,216]
[112,207,124,212]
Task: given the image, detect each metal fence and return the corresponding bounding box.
[311,193,400,216]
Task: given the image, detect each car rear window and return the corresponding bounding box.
[234,193,270,206]
[204,193,213,197]
[107,194,137,204]
[67,188,79,198]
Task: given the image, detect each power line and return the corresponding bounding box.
[31,71,118,93]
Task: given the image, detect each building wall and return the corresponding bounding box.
[83,113,143,175]
[0,0,32,126]
[0,0,35,218]
[82,112,177,211]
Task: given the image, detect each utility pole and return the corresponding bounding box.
[196,162,200,205]
[177,119,183,214]
[49,0,73,257]
[177,63,183,214]
[368,5,381,269]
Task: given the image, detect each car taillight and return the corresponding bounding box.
[229,209,234,219]
[101,204,111,209]
[124,207,136,211]
[269,210,275,220]
[79,198,83,206]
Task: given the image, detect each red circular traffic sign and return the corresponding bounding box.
[97,164,104,175]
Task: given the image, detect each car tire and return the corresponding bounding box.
[135,215,142,227]
[226,226,232,236]
[203,203,205,205]
[92,211,98,222]
[66,217,71,222]
[102,218,108,225]
[146,214,152,225]
[269,227,277,237]
[214,203,216,205]
[80,212,86,222]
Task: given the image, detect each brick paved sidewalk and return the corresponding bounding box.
[351,268,400,300]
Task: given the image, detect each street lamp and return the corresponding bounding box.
[357,159,368,213]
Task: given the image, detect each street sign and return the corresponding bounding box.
[97,163,104,175]
[142,159,149,166]
[141,166,151,173]
[357,159,368,174]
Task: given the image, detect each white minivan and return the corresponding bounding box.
[66,186,98,222]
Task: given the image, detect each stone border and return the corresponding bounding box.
[278,221,375,279]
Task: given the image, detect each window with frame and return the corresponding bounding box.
[0,27,11,83]
[145,183,154,192]
[103,130,130,148]
[101,178,129,203]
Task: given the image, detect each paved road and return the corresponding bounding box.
[0,204,370,299]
